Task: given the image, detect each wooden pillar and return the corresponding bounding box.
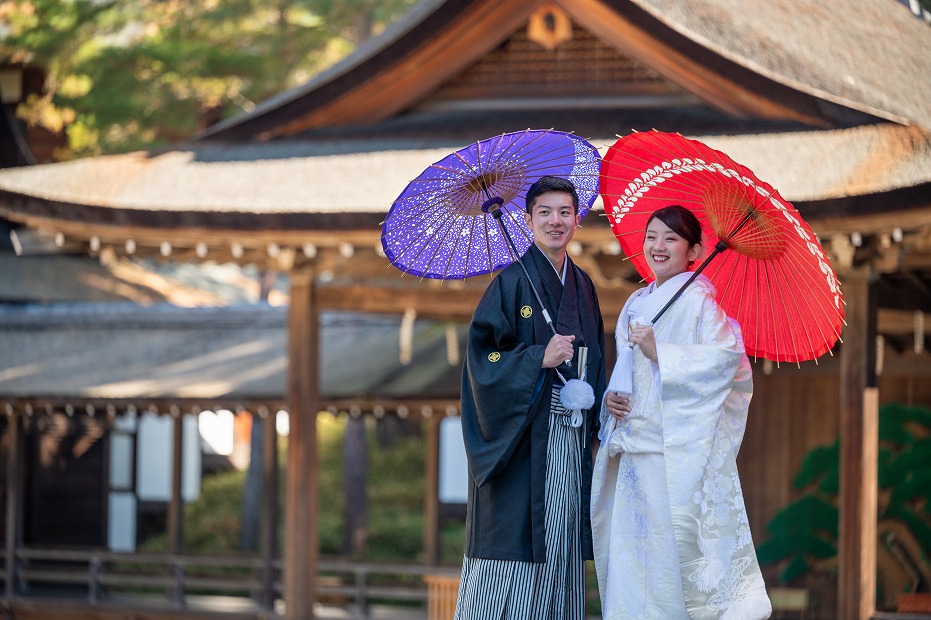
[168,412,185,606]
[838,268,878,620]
[168,413,184,553]
[424,414,441,565]
[260,410,279,609]
[285,268,319,619]
[5,413,21,599]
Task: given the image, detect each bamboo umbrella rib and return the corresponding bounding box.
[481,207,497,275]
[778,250,821,363]
[439,214,468,280]
[502,206,533,249]
[760,254,780,360]
[784,223,836,354]
[778,240,825,362]
[777,229,844,356]
[424,212,474,279]
[773,231,818,361]
[461,213,480,279]
[750,228,793,362]
[728,253,759,354]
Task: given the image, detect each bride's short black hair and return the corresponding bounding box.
[647,205,702,247]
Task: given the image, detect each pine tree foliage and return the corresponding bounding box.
[757,403,931,586]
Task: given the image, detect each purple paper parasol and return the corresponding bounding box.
[381,129,601,280]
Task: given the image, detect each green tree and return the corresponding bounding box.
[0,0,417,158]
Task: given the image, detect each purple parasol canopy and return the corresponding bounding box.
[381,129,601,280]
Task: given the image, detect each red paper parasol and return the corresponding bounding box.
[600,130,844,364]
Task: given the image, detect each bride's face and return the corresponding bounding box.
[643,218,701,287]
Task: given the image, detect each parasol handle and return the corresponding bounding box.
[490,207,574,371]
[490,208,558,336]
[650,240,728,325]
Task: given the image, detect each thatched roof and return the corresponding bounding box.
[0,304,464,405]
[0,124,927,235]
[0,254,261,304]
[629,0,931,130]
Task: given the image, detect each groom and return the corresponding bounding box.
[454,176,606,619]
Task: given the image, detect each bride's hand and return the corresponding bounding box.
[605,391,631,420]
[629,324,657,362]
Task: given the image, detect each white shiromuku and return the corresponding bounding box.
[591,273,772,619]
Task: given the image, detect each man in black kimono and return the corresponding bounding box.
[454,176,606,619]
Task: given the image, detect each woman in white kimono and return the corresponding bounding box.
[591,206,772,619]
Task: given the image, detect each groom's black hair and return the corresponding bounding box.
[525,176,580,214]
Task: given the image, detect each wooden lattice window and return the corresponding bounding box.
[424,18,684,103]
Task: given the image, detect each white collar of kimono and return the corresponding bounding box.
[634,271,706,326]
[541,252,568,284]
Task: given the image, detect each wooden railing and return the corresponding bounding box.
[0,548,460,618]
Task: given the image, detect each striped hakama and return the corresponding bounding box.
[454,389,586,620]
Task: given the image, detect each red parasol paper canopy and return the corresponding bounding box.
[600,130,845,364]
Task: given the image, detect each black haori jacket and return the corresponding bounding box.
[460,243,606,562]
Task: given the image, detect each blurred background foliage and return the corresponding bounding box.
[141,414,467,563]
[0,0,418,158]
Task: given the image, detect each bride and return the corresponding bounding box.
[591,205,772,619]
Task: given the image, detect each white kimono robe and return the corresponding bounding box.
[591,273,772,619]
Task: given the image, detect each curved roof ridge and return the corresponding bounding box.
[195,0,930,142]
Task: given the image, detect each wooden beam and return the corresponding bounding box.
[317,284,480,321]
[316,282,629,324]
[872,271,931,311]
[284,268,319,619]
[6,214,384,251]
[877,308,931,335]
[838,268,877,620]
